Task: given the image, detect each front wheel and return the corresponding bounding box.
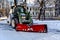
[11,19,16,29]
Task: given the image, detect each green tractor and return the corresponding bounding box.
[7,5,47,33]
[7,5,33,28]
[7,0,47,33]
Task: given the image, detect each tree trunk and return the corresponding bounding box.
[38,0,45,20]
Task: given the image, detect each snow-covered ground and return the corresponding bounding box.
[0,19,60,40]
[33,19,60,30]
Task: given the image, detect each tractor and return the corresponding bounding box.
[7,0,47,33]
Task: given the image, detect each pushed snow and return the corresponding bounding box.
[33,19,60,30]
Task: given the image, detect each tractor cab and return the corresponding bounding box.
[13,6,32,25]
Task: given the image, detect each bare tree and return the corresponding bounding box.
[38,0,45,20]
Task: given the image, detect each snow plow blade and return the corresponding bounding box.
[16,24,47,33]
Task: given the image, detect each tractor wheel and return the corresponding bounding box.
[11,19,16,29]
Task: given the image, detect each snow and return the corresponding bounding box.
[33,19,60,30]
[0,17,7,20]
[0,19,60,40]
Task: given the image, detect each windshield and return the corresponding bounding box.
[17,7,24,13]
